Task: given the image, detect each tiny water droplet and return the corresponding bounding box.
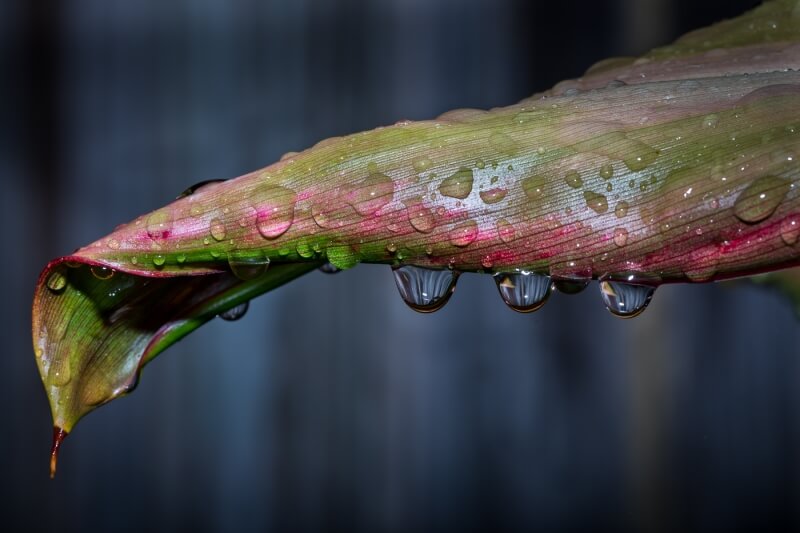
[599,280,655,318]
[613,227,629,247]
[781,214,800,245]
[497,219,516,243]
[90,266,115,280]
[702,114,719,128]
[733,175,791,223]
[319,263,341,274]
[449,220,478,247]
[177,254,187,264]
[386,242,397,253]
[481,255,494,269]
[146,210,173,240]
[494,271,552,313]
[210,217,227,241]
[131,256,138,265]
[107,239,120,250]
[254,185,296,239]
[153,255,166,266]
[219,302,249,321]
[479,188,507,204]
[349,171,394,215]
[522,175,546,200]
[46,270,67,293]
[407,203,436,233]
[564,170,583,189]
[412,157,432,172]
[50,360,72,387]
[615,201,629,218]
[599,164,614,180]
[392,266,458,313]
[584,191,609,214]
[439,168,474,199]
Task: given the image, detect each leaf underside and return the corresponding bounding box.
[32,0,800,473]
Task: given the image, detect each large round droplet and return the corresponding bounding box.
[219,301,249,321]
[494,271,552,313]
[733,176,791,223]
[599,280,655,318]
[449,220,478,247]
[228,253,270,280]
[327,243,359,270]
[254,185,296,239]
[392,266,459,313]
[584,191,609,214]
[46,270,67,294]
[439,168,474,199]
[146,209,173,240]
[349,171,394,215]
[407,203,436,233]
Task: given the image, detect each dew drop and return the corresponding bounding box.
[327,243,359,270]
[392,266,459,313]
[481,256,493,269]
[319,263,341,274]
[449,220,478,247]
[615,201,629,218]
[349,171,394,215]
[479,187,507,204]
[50,359,72,387]
[146,210,173,240]
[219,301,249,321]
[564,170,583,189]
[781,214,800,245]
[407,203,436,233]
[210,217,227,241]
[554,280,589,294]
[599,164,614,180]
[613,227,629,247]
[107,239,120,250]
[296,239,314,258]
[522,175,546,200]
[702,114,719,128]
[494,271,552,313]
[623,147,659,172]
[732,175,791,223]
[177,254,187,264]
[439,168,474,199]
[584,190,609,214]
[497,219,516,243]
[488,132,518,155]
[153,255,166,267]
[90,266,115,280]
[412,157,432,172]
[599,280,655,318]
[228,254,270,280]
[254,185,296,239]
[46,270,67,293]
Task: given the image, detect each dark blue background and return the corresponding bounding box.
[3,0,798,531]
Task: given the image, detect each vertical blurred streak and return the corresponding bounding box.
[618,0,675,532]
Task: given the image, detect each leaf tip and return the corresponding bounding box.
[49,426,68,479]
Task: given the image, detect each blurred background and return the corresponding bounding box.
[3,0,799,531]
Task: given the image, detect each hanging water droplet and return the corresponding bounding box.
[327,243,359,270]
[564,170,583,189]
[146,209,173,240]
[449,220,478,247]
[210,217,227,241]
[349,171,394,215]
[554,280,589,294]
[599,280,655,318]
[781,214,800,245]
[392,266,459,313]
[90,266,115,280]
[613,227,629,247]
[176,179,227,199]
[522,175,546,200]
[439,167,474,199]
[228,253,270,280]
[479,187,507,204]
[219,301,249,321]
[319,263,341,274]
[46,270,67,293]
[497,219,516,243]
[584,191,609,214]
[494,271,552,313]
[254,185,296,239]
[733,175,791,223]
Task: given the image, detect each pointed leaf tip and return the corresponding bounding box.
[50,427,67,479]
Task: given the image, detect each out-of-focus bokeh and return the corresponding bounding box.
[3,0,798,531]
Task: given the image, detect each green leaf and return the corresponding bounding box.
[32,0,800,475]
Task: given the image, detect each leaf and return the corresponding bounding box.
[33,0,800,475]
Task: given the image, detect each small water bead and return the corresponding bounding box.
[219,301,249,321]
[412,157,432,172]
[210,218,227,241]
[599,280,655,318]
[615,201,629,218]
[733,175,791,223]
[46,270,67,293]
[494,271,552,313]
[326,243,359,270]
[584,191,609,214]
[554,280,589,294]
[481,255,494,269]
[50,359,72,387]
[349,171,394,215]
[488,132,519,155]
[296,240,315,258]
[319,263,341,274]
[177,254,187,264]
[702,114,720,128]
[497,219,516,243]
[407,203,436,233]
[606,183,613,192]
[599,164,614,180]
[522,175,546,200]
[177,179,227,199]
[254,185,296,239]
[146,209,173,240]
[153,255,166,267]
[782,214,800,245]
[449,220,478,247]
[613,227,629,247]
[392,265,459,313]
[439,168,474,199]
[564,170,583,189]
[90,266,115,280]
[479,188,507,204]
[228,254,270,280]
[107,239,120,250]
[386,242,398,253]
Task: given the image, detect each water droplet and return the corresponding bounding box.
[781,214,800,245]
[254,185,296,239]
[46,270,67,293]
[733,175,791,223]
[349,171,394,215]
[522,175,546,200]
[412,157,432,172]
[702,114,719,128]
[599,280,655,318]
[146,210,173,240]
[554,280,589,294]
[623,147,659,172]
[177,179,227,199]
[392,266,459,313]
[131,256,138,265]
[488,132,518,155]
[209,217,227,241]
[407,203,436,233]
[176,254,187,264]
[107,239,120,250]
[153,255,166,267]
[327,243,359,270]
[564,170,583,189]
[613,227,629,247]
[319,263,341,274]
[449,220,478,247]
[219,301,249,321]
[50,359,72,387]
[386,242,397,253]
[494,271,552,313]
[615,201,629,218]
[90,266,115,280]
[497,219,516,243]
[479,187,507,204]
[584,191,609,214]
[439,168,474,199]
[295,239,314,259]
[599,164,614,180]
[228,253,270,280]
